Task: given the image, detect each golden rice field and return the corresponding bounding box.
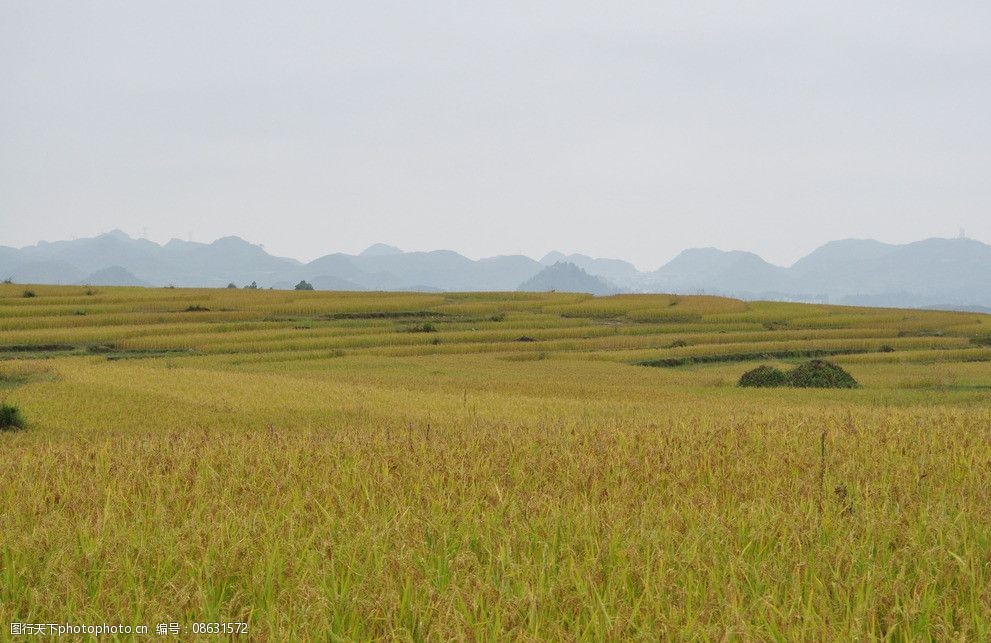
[2,283,991,639]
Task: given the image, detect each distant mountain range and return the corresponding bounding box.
[3,230,991,309]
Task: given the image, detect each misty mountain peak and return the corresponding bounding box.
[519,262,617,296]
[83,265,149,286]
[164,238,194,248]
[360,243,403,257]
[211,236,256,248]
[790,239,895,274]
[100,229,131,240]
[661,247,774,273]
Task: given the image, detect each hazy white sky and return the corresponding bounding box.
[1,2,989,270]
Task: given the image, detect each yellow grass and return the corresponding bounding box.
[1,284,990,639]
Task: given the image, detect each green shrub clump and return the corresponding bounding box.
[739,360,858,389]
[0,403,25,431]
[738,365,788,388]
[787,360,859,388]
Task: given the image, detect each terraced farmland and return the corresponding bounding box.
[2,284,990,639]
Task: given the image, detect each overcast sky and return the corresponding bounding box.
[1,2,989,270]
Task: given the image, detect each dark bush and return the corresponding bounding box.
[787,360,858,388]
[22,290,36,298]
[294,280,314,291]
[0,403,25,431]
[738,365,788,388]
[227,283,238,289]
[878,345,896,353]
[184,305,210,312]
[738,360,859,389]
